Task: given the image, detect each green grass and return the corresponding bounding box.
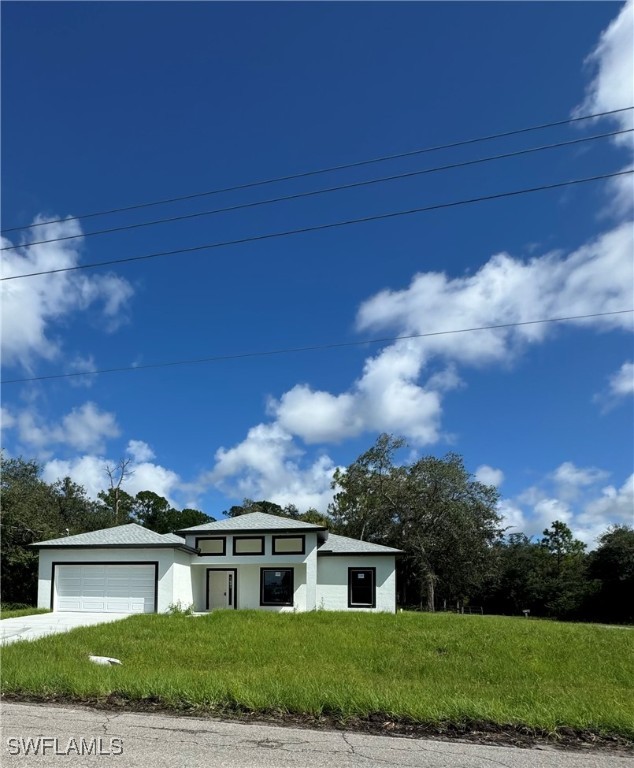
[2,611,632,738]
[0,605,50,620]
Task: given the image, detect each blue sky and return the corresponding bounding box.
[2,2,633,544]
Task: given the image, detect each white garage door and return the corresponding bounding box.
[55,564,156,613]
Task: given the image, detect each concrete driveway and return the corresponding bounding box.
[0,612,130,645]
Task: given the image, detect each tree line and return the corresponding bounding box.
[2,441,632,624]
[0,455,212,604]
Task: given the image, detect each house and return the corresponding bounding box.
[32,512,403,614]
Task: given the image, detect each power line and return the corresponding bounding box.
[2,310,631,385]
[2,106,631,234]
[3,127,630,252]
[3,168,631,282]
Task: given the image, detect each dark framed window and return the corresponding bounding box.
[232,536,265,556]
[196,537,226,556]
[272,535,305,555]
[260,568,294,606]
[348,567,376,608]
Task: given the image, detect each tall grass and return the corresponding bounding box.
[2,611,632,737]
[0,605,50,620]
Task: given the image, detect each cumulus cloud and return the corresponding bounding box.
[607,361,634,397]
[126,439,156,463]
[576,0,634,217]
[3,401,120,455]
[205,222,633,505]
[500,463,633,547]
[42,452,182,505]
[475,465,504,487]
[1,217,134,370]
[577,0,634,148]
[207,423,338,511]
[594,361,634,410]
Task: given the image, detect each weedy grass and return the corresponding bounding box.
[2,611,632,738]
[1,605,50,620]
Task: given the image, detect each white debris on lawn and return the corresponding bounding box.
[88,655,122,666]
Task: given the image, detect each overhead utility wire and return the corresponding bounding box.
[3,127,631,252]
[2,106,631,234]
[2,310,632,385]
[3,168,631,282]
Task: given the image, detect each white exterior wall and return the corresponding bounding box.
[188,532,318,612]
[37,547,191,613]
[316,556,397,613]
[172,550,194,608]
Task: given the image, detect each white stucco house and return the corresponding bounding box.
[32,512,403,614]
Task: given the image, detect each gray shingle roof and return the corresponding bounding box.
[317,533,403,556]
[177,511,326,533]
[31,523,193,550]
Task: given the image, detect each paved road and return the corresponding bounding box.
[1,703,631,768]
[0,613,130,645]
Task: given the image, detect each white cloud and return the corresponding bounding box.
[208,422,338,511]
[595,361,634,410]
[4,401,120,455]
[608,361,634,397]
[66,354,98,388]
[42,452,182,505]
[577,0,634,149]
[0,217,134,370]
[475,465,504,487]
[499,464,633,548]
[356,223,633,366]
[551,461,610,496]
[207,223,632,504]
[126,439,156,463]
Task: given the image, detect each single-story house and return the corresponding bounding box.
[32,512,403,614]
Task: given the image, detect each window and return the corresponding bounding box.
[260,568,294,606]
[196,537,226,555]
[232,536,265,556]
[272,535,305,555]
[348,568,376,608]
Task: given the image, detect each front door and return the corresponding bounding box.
[207,570,236,610]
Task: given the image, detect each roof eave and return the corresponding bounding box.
[30,542,198,554]
[317,550,404,556]
[175,525,327,535]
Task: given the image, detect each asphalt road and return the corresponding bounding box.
[1,703,631,768]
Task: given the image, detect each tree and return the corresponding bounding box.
[329,435,503,610]
[178,508,215,531]
[51,477,111,533]
[97,488,135,526]
[539,521,590,619]
[132,491,214,534]
[0,456,58,603]
[586,525,634,623]
[104,458,134,524]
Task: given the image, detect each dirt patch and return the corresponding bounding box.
[2,692,632,754]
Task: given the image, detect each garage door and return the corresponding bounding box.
[54,564,156,613]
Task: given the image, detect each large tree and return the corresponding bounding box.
[329,435,503,610]
[585,525,634,623]
[132,490,213,533]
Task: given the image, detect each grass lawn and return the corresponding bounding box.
[0,605,50,620]
[1,611,632,739]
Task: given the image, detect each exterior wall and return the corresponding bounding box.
[172,550,195,608]
[316,556,397,613]
[189,531,318,612]
[37,547,188,613]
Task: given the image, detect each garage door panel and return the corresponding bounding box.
[55,564,156,613]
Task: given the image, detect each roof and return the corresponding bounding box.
[317,533,404,556]
[177,511,326,534]
[30,523,195,552]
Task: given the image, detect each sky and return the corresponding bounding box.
[1,1,633,546]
